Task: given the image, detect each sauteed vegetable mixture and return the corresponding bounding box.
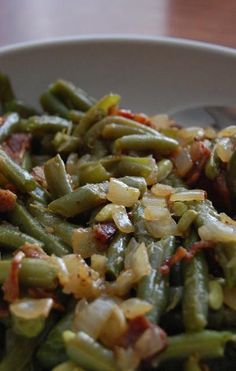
[1,73,236,370]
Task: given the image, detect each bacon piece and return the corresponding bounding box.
[161,241,216,275]
[93,222,117,246]
[0,189,16,212]
[109,107,152,127]
[186,141,211,186]
[19,243,47,259]
[2,133,31,164]
[118,316,150,348]
[2,251,25,303]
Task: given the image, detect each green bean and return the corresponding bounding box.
[48,182,108,218]
[177,209,198,234]
[0,113,20,142]
[113,134,179,156]
[44,154,72,198]
[37,312,74,369]
[0,72,15,111]
[74,94,120,137]
[21,151,32,171]
[63,331,116,371]
[156,159,173,182]
[102,123,146,139]
[106,233,129,278]
[8,202,70,256]
[158,330,233,362]
[182,252,208,332]
[205,146,220,180]
[78,162,110,185]
[29,185,51,205]
[40,91,70,118]
[19,115,72,135]
[67,109,85,123]
[115,156,158,185]
[0,224,42,250]
[4,100,38,118]
[29,203,76,246]
[0,149,36,192]
[53,133,81,154]
[0,258,58,288]
[138,236,176,323]
[84,115,161,147]
[50,80,95,111]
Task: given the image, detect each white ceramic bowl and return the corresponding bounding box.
[1,35,236,115]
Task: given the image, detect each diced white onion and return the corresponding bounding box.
[48,256,69,286]
[174,148,193,177]
[125,242,151,280]
[120,298,152,319]
[134,326,167,359]
[145,216,179,238]
[90,254,107,277]
[198,218,236,242]
[220,213,236,226]
[72,227,99,258]
[112,205,134,233]
[95,204,115,222]
[99,304,127,346]
[170,190,206,202]
[142,192,167,207]
[10,298,53,320]
[150,114,174,129]
[107,178,140,207]
[144,206,170,221]
[215,138,233,163]
[151,183,174,197]
[218,125,236,138]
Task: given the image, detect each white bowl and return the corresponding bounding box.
[1,35,236,115]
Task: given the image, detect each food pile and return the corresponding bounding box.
[0,73,236,370]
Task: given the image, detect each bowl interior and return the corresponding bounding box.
[1,36,236,115]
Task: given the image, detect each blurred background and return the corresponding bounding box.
[1,0,236,48]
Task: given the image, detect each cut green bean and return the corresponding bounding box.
[115,156,158,185]
[0,258,58,288]
[50,80,95,112]
[48,182,108,218]
[0,72,15,110]
[19,115,72,135]
[156,159,173,182]
[113,134,179,156]
[102,122,146,139]
[4,100,38,118]
[158,330,233,362]
[53,132,81,154]
[8,202,70,256]
[0,224,42,250]
[107,233,129,278]
[0,149,36,192]
[63,331,116,371]
[78,162,110,185]
[44,154,72,198]
[40,91,70,118]
[177,210,198,234]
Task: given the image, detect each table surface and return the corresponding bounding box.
[1,0,236,49]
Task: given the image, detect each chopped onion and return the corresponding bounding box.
[62,254,103,299]
[170,190,206,202]
[95,204,115,222]
[112,205,134,233]
[218,125,236,138]
[142,192,167,207]
[116,346,140,371]
[204,127,216,139]
[215,138,233,163]
[151,183,174,197]
[150,114,174,129]
[223,286,236,311]
[174,148,193,177]
[73,297,115,339]
[108,270,136,296]
[145,216,179,238]
[72,227,99,258]
[144,206,170,221]
[208,280,223,310]
[120,298,152,319]
[48,256,69,286]
[134,326,168,359]
[198,218,236,243]
[107,178,140,207]
[125,242,151,280]
[10,298,53,320]
[91,254,107,277]
[99,304,127,347]
[177,126,205,143]
[220,213,236,226]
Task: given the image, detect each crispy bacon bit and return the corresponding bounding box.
[2,133,31,164]
[19,243,47,259]
[109,107,152,127]
[118,316,150,348]
[0,189,17,212]
[28,288,64,311]
[161,241,216,275]
[186,141,211,186]
[93,222,117,246]
[2,251,25,303]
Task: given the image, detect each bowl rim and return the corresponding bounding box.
[0,34,236,58]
